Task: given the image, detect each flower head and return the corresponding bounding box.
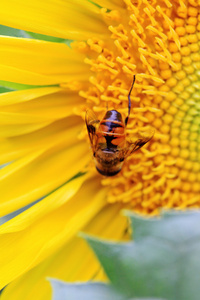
[0,0,199,299]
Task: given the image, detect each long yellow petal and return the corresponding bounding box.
[0,201,127,300]
[0,64,61,85]
[0,92,83,124]
[0,117,83,164]
[0,87,63,106]
[0,36,91,85]
[0,139,90,216]
[0,87,84,138]
[0,0,108,40]
[0,176,107,289]
[1,122,52,138]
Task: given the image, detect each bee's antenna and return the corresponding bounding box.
[125,75,136,127]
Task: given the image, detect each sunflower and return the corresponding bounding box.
[0,0,199,299]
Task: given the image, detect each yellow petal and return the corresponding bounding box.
[0,176,107,289]
[0,36,91,85]
[0,87,84,138]
[1,201,127,300]
[92,0,125,9]
[0,86,63,106]
[0,116,83,164]
[0,91,83,125]
[1,122,51,138]
[0,64,60,85]
[0,0,108,40]
[0,139,90,216]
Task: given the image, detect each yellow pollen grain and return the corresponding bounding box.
[160,100,170,110]
[172,52,181,62]
[161,69,172,79]
[184,65,195,74]
[191,52,200,62]
[187,34,198,43]
[188,6,198,16]
[179,37,188,47]
[176,27,186,36]
[182,57,192,66]
[187,17,198,26]
[186,25,196,34]
[190,43,199,52]
[175,17,185,27]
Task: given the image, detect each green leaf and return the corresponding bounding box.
[83,235,173,299]
[83,211,200,300]
[50,279,164,300]
[50,280,124,300]
[0,24,73,45]
[127,210,200,242]
[0,80,58,91]
[0,80,33,91]
[50,211,200,300]
[25,31,73,45]
[0,25,26,37]
[0,86,13,93]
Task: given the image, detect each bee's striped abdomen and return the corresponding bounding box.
[100,110,125,148]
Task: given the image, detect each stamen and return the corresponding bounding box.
[144,8,157,26]
[76,0,200,214]
[142,0,156,14]
[130,30,146,47]
[156,5,174,27]
[146,25,168,41]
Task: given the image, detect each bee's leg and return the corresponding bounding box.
[125,74,136,127]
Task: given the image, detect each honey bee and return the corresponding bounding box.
[85,75,154,176]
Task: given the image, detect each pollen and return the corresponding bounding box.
[76,0,200,215]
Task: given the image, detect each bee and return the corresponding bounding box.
[85,75,154,176]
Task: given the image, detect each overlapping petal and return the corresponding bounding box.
[0,96,82,123]
[0,87,62,106]
[0,0,108,40]
[0,86,86,162]
[0,175,108,290]
[0,36,91,85]
[0,133,90,216]
[0,118,83,163]
[1,202,128,300]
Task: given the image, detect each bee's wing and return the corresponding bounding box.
[85,109,100,152]
[123,129,154,158]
